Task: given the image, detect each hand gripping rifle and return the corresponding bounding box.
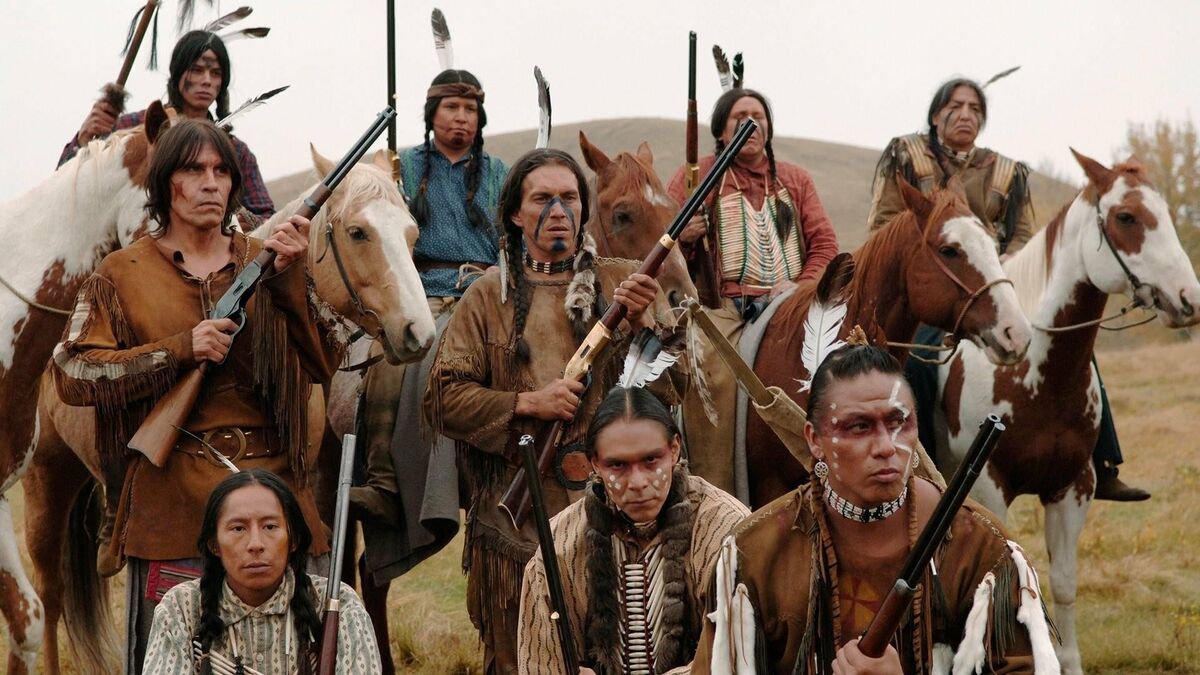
[519,434,580,674]
[856,414,1006,658]
[318,432,357,675]
[685,31,721,309]
[497,119,760,530]
[127,108,397,466]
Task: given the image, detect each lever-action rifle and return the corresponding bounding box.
[685,30,721,308]
[856,414,1006,658]
[498,119,760,530]
[127,107,397,466]
[318,432,357,675]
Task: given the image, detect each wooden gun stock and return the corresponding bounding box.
[127,364,206,467]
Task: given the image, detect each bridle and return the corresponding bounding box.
[313,217,394,372]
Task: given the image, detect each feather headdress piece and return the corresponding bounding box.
[982,65,1021,89]
[431,8,454,71]
[534,66,552,150]
[216,85,288,129]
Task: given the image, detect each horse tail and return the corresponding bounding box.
[62,480,121,675]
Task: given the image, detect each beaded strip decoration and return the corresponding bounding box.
[525,253,576,274]
[823,483,908,523]
[616,543,665,675]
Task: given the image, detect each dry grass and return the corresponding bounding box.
[4,340,1198,673]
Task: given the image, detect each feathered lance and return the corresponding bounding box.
[386,0,399,183]
[688,32,721,307]
[105,0,162,115]
[498,119,761,530]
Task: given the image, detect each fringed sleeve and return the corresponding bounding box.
[866,136,910,233]
[260,261,344,383]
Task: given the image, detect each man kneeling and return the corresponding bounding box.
[143,470,381,674]
[692,345,1059,674]
[518,386,750,674]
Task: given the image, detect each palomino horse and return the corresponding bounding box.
[21,148,435,675]
[748,177,1033,506]
[0,101,175,673]
[938,151,1200,674]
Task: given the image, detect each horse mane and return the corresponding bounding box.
[1004,199,1073,316]
[605,152,668,198]
[259,162,404,249]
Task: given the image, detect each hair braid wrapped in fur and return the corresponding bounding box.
[502,223,533,362]
[583,482,621,673]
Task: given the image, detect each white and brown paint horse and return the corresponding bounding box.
[20,146,434,674]
[938,150,1200,674]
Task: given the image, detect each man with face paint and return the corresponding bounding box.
[425,149,682,674]
[691,345,1057,674]
[59,30,275,223]
[516,386,748,675]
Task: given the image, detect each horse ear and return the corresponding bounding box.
[579,131,611,172]
[144,100,169,144]
[897,173,933,223]
[636,141,654,167]
[311,144,335,176]
[1070,148,1115,189]
[370,149,391,172]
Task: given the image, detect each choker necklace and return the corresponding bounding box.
[823,483,908,523]
[525,253,575,274]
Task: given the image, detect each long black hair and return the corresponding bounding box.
[926,78,988,187]
[585,386,681,459]
[194,470,322,672]
[495,148,595,362]
[167,31,232,121]
[805,345,910,429]
[411,69,490,230]
[710,88,795,240]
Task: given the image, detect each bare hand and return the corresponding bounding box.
[192,318,238,364]
[580,668,597,675]
[516,378,585,422]
[769,279,798,301]
[832,638,902,675]
[613,273,660,328]
[678,213,708,245]
[78,99,119,146]
[265,215,310,272]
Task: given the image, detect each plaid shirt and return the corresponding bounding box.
[58,109,276,224]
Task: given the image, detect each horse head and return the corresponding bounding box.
[305,147,435,364]
[895,175,1031,363]
[579,131,696,307]
[1071,149,1199,328]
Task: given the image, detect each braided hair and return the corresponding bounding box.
[925,78,988,188]
[168,31,232,123]
[411,69,490,230]
[194,470,322,675]
[495,148,595,362]
[710,88,795,241]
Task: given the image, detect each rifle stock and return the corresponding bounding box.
[857,414,1005,658]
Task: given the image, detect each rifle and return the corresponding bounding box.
[519,434,579,674]
[685,31,721,308]
[127,107,397,466]
[498,118,760,530]
[103,0,162,115]
[857,414,1006,658]
[318,432,357,675]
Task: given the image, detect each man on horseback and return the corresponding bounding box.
[58,30,276,223]
[517,386,748,674]
[868,77,1148,501]
[50,119,341,673]
[691,345,1057,674]
[425,148,678,674]
[349,68,508,528]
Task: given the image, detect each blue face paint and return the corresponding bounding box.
[533,195,578,246]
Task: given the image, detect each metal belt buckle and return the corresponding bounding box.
[200,428,248,468]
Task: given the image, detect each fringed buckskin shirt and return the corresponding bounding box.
[143,568,381,674]
[51,233,342,561]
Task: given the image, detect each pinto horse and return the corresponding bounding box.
[21,148,435,675]
[938,150,1200,674]
[748,177,1033,506]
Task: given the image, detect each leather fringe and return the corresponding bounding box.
[250,285,312,485]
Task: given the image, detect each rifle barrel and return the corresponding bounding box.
[324,433,357,610]
[386,0,397,158]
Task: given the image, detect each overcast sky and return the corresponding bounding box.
[3,0,1197,202]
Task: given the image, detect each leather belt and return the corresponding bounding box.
[174,428,283,469]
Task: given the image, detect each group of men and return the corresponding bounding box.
[47,25,1141,675]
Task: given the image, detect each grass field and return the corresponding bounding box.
[4,339,1198,673]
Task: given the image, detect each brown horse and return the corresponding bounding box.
[22,148,435,675]
[938,150,1200,674]
[748,177,1033,506]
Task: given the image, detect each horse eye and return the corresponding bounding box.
[938,246,959,259]
[614,211,634,228]
[1116,212,1135,225]
[348,226,368,241]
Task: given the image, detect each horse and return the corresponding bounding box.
[21,147,435,675]
[937,150,1200,674]
[748,177,1033,506]
[0,101,178,673]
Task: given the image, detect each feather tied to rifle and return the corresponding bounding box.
[685,313,719,424]
[534,66,552,150]
[713,45,732,92]
[220,27,270,42]
[617,327,685,389]
[431,8,454,71]
[203,5,251,32]
[732,52,745,89]
[216,85,289,129]
[982,65,1021,88]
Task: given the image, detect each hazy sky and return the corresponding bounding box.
[3,0,1197,202]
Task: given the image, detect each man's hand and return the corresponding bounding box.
[678,212,708,245]
[516,379,585,422]
[613,273,660,329]
[265,215,310,272]
[579,668,597,675]
[769,279,798,302]
[193,318,238,364]
[78,98,120,146]
[831,638,902,675]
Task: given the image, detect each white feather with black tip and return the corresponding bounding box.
[796,299,847,392]
[216,85,289,129]
[534,66,552,150]
[618,328,685,389]
[713,45,732,92]
[431,8,454,71]
[203,5,251,32]
[732,53,744,89]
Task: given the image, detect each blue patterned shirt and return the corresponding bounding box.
[400,143,507,298]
